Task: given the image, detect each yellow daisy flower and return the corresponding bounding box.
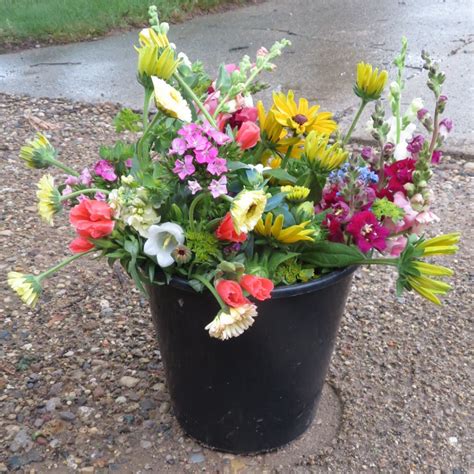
[257,101,286,144]
[7,272,42,308]
[280,185,310,201]
[138,27,170,49]
[36,174,61,225]
[416,232,460,256]
[19,133,55,169]
[354,62,388,101]
[304,131,349,170]
[230,189,267,234]
[152,77,192,122]
[255,212,314,244]
[136,46,180,81]
[272,91,337,135]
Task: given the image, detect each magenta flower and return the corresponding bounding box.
[187,180,202,195]
[184,132,209,151]
[125,159,133,168]
[173,155,195,180]
[346,210,389,253]
[94,192,107,201]
[195,146,218,164]
[201,123,231,145]
[94,160,117,182]
[407,134,425,155]
[178,123,198,138]
[169,138,188,155]
[431,150,443,164]
[65,175,79,185]
[206,157,228,176]
[208,176,227,198]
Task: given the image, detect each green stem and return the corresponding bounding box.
[48,158,80,177]
[39,249,95,280]
[342,99,367,146]
[428,108,440,157]
[354,257,399,266]
[143,87,153,128]
[173,71,218,128]
[188,192,208,232]
[60,188,110,202]
[281,145,294,169]
[395,100,401,144]
[192,274,227,310]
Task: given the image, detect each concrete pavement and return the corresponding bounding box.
[1,0,473,156]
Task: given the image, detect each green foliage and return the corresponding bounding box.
[185,230,221,264]
[0,0,250,45]
[372,197,405,222]
[274,258,315,285]
[301,242,365,268]
[113,109,142,133]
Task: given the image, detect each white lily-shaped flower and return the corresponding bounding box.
[144,223,185,267]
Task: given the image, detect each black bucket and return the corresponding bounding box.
[148,266,356,454]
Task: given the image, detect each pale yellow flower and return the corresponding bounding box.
[7,272,42,308]
[417,232,460,256]
[354,62,388,101]
[36,174,61,225]
[136,45,180,81]
[280,185,310,201]
[205,304,258,340]
[152,77,192,122]
[19,133,55,169]
[230,189,267,234]
[138,27,170,49]
[255,212,314,244]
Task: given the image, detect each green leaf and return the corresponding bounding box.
[215,64,231,93]
[113,108,142,133]
[264,192,286,212]
[301,242,365,268]
[263,168,297,184]
[224,160,249,172]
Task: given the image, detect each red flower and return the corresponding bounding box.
[216,280,249,308]
[236,121,260,150]
[69,236,95,254]
[382,158,416,199]
[228,107,258,129]
[69,199,114,239]
[215,213,247,243]
[240,275,273,301]
[346,210,389,253]
[323,214,345,243]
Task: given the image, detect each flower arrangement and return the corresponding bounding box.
[8,8,460,340]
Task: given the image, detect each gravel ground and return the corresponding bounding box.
[0,93,472,473]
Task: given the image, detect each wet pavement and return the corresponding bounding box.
[1,0,473,156]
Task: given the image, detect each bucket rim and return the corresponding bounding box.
[166,265,358,299]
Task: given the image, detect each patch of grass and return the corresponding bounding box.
[0,0,249,45]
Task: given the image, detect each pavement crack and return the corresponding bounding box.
[448,37,474,56]
[30,62,82,67]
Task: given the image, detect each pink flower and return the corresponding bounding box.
[256,47,269,58]
[225,64,239,74]
[169,138,188,155]
[94,160,117,182]
[201,122,232,145]
[228,107,258,129]
[195,146,218,164]
[431,150,443,164]
[406,134,425,155]
[439,118,453,138]
[236,121,260,150]
[80,168,93,186]
[187,180,202,195]
[62,185,73,197]
[65,175,79,186]
[94,192,106,201]
[125,159,133,168]
[385,192,417,233]
[208,176,227,198]
[173,155,195,180]
[384,235,408,257]
[346,210,389,253]
[184,132,209,151]
[206,157,228,176]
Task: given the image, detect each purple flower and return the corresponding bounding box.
[195,146,218,164]
[77,194,88,203]
[431,150,443,164]
[208,176,227,198]
[178,123,198,138]
[173,155,195,180]
[439,118,453,138]
[223,242,242,256]
[94,192,107,201]
[185,133,210,151]
[206,157,228,176]
[80,168,93,186]
[94,160,117,182]
[406,134,425,155]
[65,175,79,185]
[169,138,188,155]
[62,185,73,197]
[125,159,133,168]
[417,108,429,120]
[187,180,202,195]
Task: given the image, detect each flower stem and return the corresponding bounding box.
[173,71,218,129]
[143,87,153,128]
[355,257,399,266]
[39,249,96,280]
[342,99,367,146]
[188,192,208,232]
[48,158,80,177]
[192,274,227,310]
[428,107,440,157]
[60,188,110,202]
